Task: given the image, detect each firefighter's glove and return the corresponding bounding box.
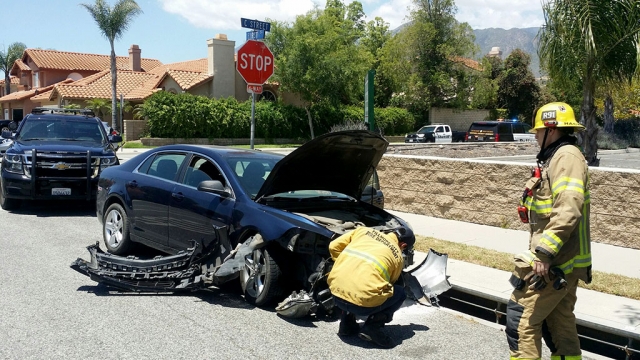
[550,268,568,290]
[523,271,549,291]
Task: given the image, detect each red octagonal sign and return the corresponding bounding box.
[236,40,274,85]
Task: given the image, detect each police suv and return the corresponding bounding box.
[0,108,122,210]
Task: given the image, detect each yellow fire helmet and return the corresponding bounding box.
[530,102,585,133]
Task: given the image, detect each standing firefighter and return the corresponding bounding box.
[327,227,407,348]
[507,102,592,359]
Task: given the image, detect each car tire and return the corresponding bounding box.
[0,189,20,211]
[103,203,133,255]
[1,126,9,133]
[240,245,284,306]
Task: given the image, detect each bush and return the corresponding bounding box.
[141,92,414,139]
[612,118,640,147]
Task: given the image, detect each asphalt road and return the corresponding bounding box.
[0,201,515,359]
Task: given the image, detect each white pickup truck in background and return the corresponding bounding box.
[404,124,466,143]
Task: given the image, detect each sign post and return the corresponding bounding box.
[364,70,375,132]
[236,39,275,149]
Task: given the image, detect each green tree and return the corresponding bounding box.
[497,49,541,123]
[266,1,373,138]
[81,0,142,133]
[361,17,394,107]
[538,0,640,165]
[379,0,477,124]
[0,42,26,96]
[469,56,502,110]
[410,0,477,108]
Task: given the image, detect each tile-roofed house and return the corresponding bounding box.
[12,48,162,73]
[0,76,23,97]
[451,56,483,72]
[49,70,163,101]
[1,44,163,121]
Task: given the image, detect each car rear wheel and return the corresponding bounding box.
[0,189,20,211]
[103,203,132,255]
[1,126,9,133]
[240,245,283,306]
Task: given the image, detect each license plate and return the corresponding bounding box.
[409,139,414,142]
[52,188,71,196]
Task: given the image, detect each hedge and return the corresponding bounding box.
[141,92,415,139]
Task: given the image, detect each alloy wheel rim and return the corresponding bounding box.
[104,209,123,248]
[244,249,266,298]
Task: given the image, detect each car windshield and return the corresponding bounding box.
[17,118,105,143]
[417,126,436,134]
[226,155,358,200]
[226,156,279,199]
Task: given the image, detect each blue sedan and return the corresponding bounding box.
[94,130,415,306]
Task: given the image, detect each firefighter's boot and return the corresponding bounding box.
[338,311,359,336]
[359,313,393,348]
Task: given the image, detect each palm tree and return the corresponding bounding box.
[80,0,142,132]
[538,0,640,166]
[85,98,111,119]
[0,42,27,96]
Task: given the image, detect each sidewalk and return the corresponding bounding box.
[389,210,640,341]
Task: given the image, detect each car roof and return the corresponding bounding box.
[152,144,285,159]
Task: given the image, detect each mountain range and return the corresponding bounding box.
[391,25,542,77]
[473,27,541,77]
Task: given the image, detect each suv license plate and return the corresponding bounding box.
[52,188,71,196]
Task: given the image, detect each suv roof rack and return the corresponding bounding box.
[31,107,95,116]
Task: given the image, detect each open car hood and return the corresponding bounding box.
[256,130,388,200]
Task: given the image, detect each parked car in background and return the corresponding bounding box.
[101,121,119,136]
[405,124,466,143]
[0,119,20,134]
[92,130,415,308]
[466,120,535,142]
[0,108,122,210]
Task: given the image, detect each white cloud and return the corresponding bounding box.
[158,0,321,30]
[455,0,544,29]
[368,0,414,30]
[368,0,544,30]
[158,0,545,32]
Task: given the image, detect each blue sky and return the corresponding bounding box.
[1,0,544,66]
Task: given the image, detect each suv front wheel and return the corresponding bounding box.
[0,189,20,211]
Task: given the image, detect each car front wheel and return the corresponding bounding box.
[240,245,283,306]
[0,189,20,211]
[103,203,132,255]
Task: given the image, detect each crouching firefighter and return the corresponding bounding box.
[507,102,592,360]
[327,227,407,348]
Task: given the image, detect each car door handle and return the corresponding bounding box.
[172,192,185,201]
[127,180,138,188]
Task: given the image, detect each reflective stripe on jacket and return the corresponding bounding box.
[327,227,404,307]
[523,144,591,283]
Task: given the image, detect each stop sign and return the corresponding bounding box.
[236,40,274,85]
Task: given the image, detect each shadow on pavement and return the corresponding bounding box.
[337,322,430,349]
[9,200,96,217]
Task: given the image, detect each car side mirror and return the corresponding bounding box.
[109,135,123,143]
[1,130,13,140]
[198,180,231,197]
[8,121,18,131]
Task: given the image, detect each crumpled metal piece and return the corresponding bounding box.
[275,290,315,318]
[403,249,451,306]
